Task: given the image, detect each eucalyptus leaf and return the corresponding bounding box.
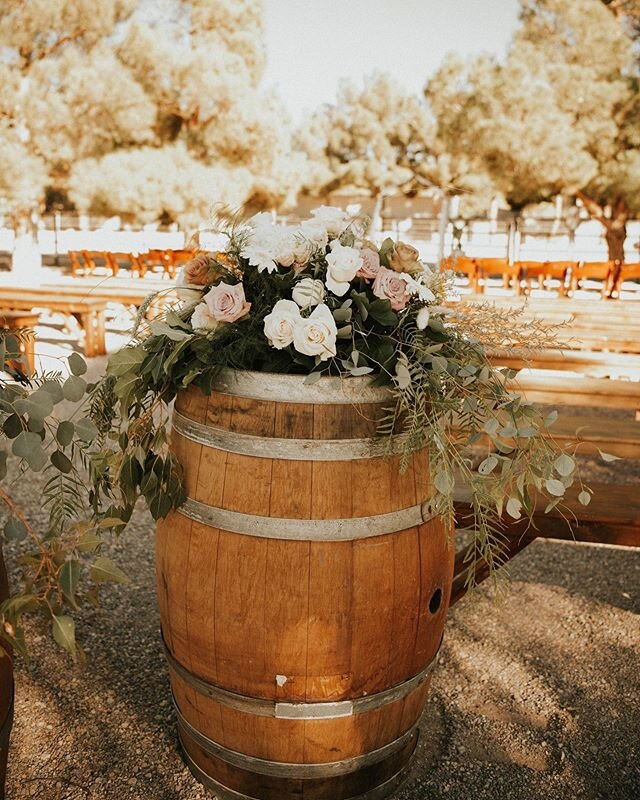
[599,451,621,463]
[506,497,522,519]
[51,450,73,474]
[554,453,576,477]
[56,420,75,447]
[68,352,87,376]
[63,375,87,402]
[75,417,99,442]
[545,478,566,497]
[12,431,47,471]
[478,455,498,475]
[578,490,592,506]
[4,516,27,541]
[434,471,454,495]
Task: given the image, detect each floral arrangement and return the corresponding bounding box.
[0,205,600,657]
[103,206,592,577]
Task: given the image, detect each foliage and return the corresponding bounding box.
[294,72,493,217]
[0,334,138,660]
[0,0,297,223]
[426,0,640,258]
[96,208,595,598]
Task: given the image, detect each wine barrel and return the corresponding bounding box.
[0,550,13,800]
[157,370,454,800]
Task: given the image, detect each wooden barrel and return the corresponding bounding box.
[157,370,454,800]
[0,550,13,800]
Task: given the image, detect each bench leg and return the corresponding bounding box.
[78,311,106,358]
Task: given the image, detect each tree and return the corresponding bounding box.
[295,73,491,226]
[426,0,640,261]
[0,0,297,238]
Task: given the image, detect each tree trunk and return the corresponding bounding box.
[605,223,626,263]
[576,191,628,263]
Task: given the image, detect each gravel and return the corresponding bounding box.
[3,356,640,800]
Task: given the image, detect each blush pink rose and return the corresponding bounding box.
[372,267,411,311]
[356,247,381,281]
[204,281,251,323]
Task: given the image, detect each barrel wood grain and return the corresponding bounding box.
[159,378,454,799]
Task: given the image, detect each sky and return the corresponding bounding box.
[263,0,520,120]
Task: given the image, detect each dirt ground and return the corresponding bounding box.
[3,355,640,800]
[6,513,639,800]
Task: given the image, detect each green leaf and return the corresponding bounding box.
[2,413,22,439]
[12,431,47,471]
[149,321,193,341]
[434,470,454,495]
[91,557,130,585]
[483,418,499,435]
[545,478,566,497]
[599,451,621,463]
[51,450,73,474]
[60,560,80,609]
[545,410,559,427]
[107,346,147,377]
[478,455,498,475]
[578,490,592,506]
[52,614,76,657]
[4,516,27,541]
[554,453,576,477]
[506,497,522,519]
[40,380,64,403]
[336,324,352,338]
[368,299,398,327]
[74,417,99,442]
[14,389,54,421]
[56,420,75,447]
[303,371,323,385]
[0,450,6,481]
[395,359,411,389]
[77,531,103,553]
[68,352,87,376]
[62,375,87,402]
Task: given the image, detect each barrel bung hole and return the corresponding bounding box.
[429,588,442,614]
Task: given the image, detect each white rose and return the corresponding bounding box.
[416,307,431,330]
[263,299,301,349]
[292,303,337,361]
[310,205,349,236]
[325,240,362,296]
[292,277,325,309]
[191,302,219,332]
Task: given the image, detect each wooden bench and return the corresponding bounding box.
[494,348,640,379]
[507,372,640,411]
[0,289,107,358]
[451,482,640,604]
[0,310,39,373]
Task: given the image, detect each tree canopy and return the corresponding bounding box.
[0,0,296,225]
[426,0,640,259]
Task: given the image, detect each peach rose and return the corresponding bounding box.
[184,253,215,285]
[356,247,381,281]
[389,242,421,274]
[372,267,411,311]
[204,281,251,323]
